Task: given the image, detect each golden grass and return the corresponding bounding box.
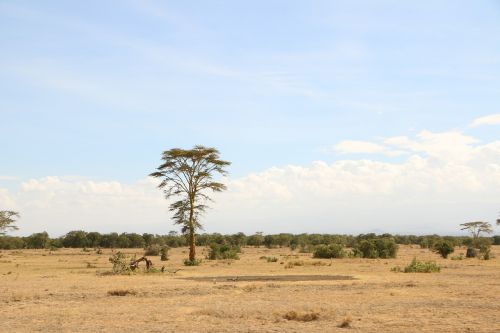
[0,245,499,332]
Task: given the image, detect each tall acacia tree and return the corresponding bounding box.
[460,221,493,247]
[0,210,20,236]
[150,146,230,262]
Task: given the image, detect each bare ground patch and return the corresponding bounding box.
[180,274,355,282]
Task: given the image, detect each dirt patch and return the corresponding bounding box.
[180,274,355,282]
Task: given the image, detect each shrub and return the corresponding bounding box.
[313,244,346,259]
[144,244,161,256]
[479,242,491,260]
[108,252,130,274]
[433,240,455,258]
[207,243,240,260]
[184,258,201,266]
[353,238,398,258]
[493,235,500,245]
[403,258,440,273]
[160,246,169,261]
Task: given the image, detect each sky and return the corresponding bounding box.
[1,1,500,236]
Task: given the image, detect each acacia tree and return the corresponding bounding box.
[0,210,20,236]
[150,146,230,262]
[460,221,493,247]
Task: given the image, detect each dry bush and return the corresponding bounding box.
[242,284,259,292]
[284,260,304,269]
[107,289,137,296]
[282,310,319,322]
[339,315,352,328]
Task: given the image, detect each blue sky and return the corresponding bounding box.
[1,1,500,235]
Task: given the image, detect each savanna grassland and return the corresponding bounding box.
[1,245,499,333]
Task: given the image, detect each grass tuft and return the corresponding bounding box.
[107,289,137,296]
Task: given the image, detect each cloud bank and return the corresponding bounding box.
[1,129,500,236]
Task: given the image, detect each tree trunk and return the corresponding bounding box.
[189,227,196,261]
[188,198,196,261]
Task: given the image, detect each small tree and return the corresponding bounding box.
[0,210,20,236]
[460,221,493,247]
[150,146,230,262]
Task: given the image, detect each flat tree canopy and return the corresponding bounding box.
[150,146,230,262]
[460,221,493,247]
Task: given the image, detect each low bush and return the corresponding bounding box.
[403,258,440,273]
[108,252,130,274]
[160,246,169,261]
[207,243,240,260]
[433,240,455,258]
[479,243,491,260]
[144,244,161,256]
[313,244,346,259]
[353,238,398,258]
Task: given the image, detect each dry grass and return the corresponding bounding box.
[0,245,499,332]
[282,310,320,321]
[107,289,137,296]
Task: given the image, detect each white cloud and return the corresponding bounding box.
[470,114,500,127]
[3,130,500,236]
[335,140,387,154]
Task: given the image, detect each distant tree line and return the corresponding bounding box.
[0,230,498,250]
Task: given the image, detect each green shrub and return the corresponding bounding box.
[160,246,169,261]
[433,240,455,258]
[183,258,201,266]
[313,244,346,259]
[353,238,398,258]
[207,243,240,260]
[108,252,130,274]
[403,258,440,273]
[144,244,161,256]
[479,241,491,260]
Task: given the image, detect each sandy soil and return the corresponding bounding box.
[0,245,499,332]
